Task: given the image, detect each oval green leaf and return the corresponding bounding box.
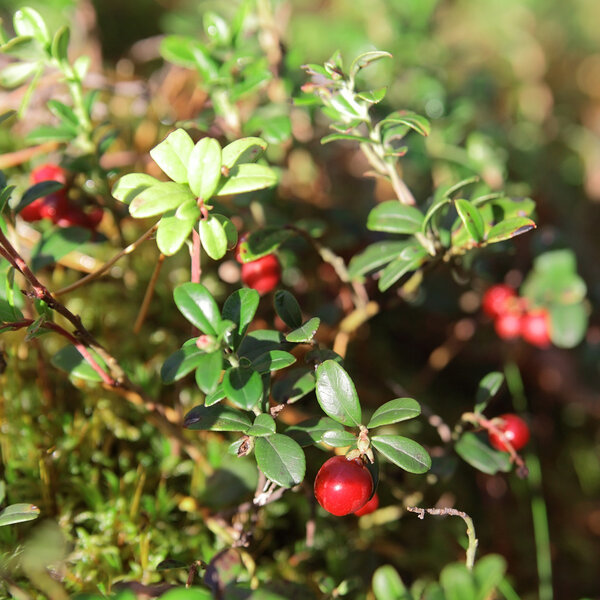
[254,434,306,488]
[157,203,199,256]
[371,435,431,474]
[222,288,260,350]
[454,432,511,475]
[372,565,409,600]
[440,563,477,600]
[246,413,276,437]
[199,215,228,260]
[161,345,207,384]
[474,372,504,413]
[315,360,361,427]
[274,290,302,328]
[214,163,277,197]
[194,351,223,395]
[188,137,222,200]
[112,173,161,204]
[252,350,296,373]
[237,227,292,262]
[150,129,194,183]
[367,398,421,429]
[222,137,267,168]
[173,282,221,335]
[321,429,357,448]
[184,404,251,432]
[348,241,412,279]
[0,503,40,526]
[223,366,263,410]
[285,317,320,343]
[129,182,194,218]
[455,199,485,243]
[485,217,536,244]
[285,417,344,448]
[367,201,424,234]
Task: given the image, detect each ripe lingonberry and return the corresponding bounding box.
[494,309,522,340]
[482,284,516,318]
[241,254,281,295]
[488,413,530,452]
[314,455,373,516]
[21,164,68,222]
[31,163,67,185]
[354,491,379,517]
[521,309,551,348]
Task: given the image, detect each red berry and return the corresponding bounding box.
[354,492,379,517]
[241,254,281,295]
[494,309,522,340]
[20,164,68,222]
[488,413,530,452]
[314,456,373,516]
[30,163,67,185]
[53,205,91,228]
[521,309,551,348]
[40,191,69,221]
[482,284,516,318]
[19,198,45,222]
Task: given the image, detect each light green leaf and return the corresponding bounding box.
[0,62,39,88]
[550,303,588,349]
[440,563,477,600]
[213,214,238,249]
[254,434,306,488]
[367,398,421,429]
[246,413,276,437]
[184,404,251,432]
[129,182,194,218]
[371,435,431,473]
[14,8,49,44]
[237,227,292,262]
[455,199,485,243]
[194,351,223,395]
[321,429,357,448]
[215,163,277,196]
[188,137,222,200]
[0,503,40,527]
[173,282,221,335]
[485,217,536,244]
[50,26,70,64]
[473,555,506,600]
[199,215,228,260]
[31,227,91,271]
[252,350,296,373]
[112,173,161,204]
[285,317,320,343]
[157,203,199,256]
[348,241,411,279]
[372,565,411,600]
[349,50,392,78]
[378,247,428,292]
[315,360,361,427]
[150,129,195,183]
[51,345,108,383]
[367,201,424,234]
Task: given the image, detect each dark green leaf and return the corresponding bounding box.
[223,366,263,410]
[455,432,512,475]
[254,434,306,488]
[238,329,284,362]
[367,201,424,234]
[160,345,206,384]
[214,164,277,197]
[150,129,194,183]
[315,360,361,427]
[348,241,411,279]
[184,404,251,432]
[199,215,227,260]
[274,290,302,328]
[285,317,320,343]
[285,417,343,447]
[129,182,194,218]
[188,137,222,200]
[455,199,485,243]
[194,351,223,395]
[372,565,411,600]
[321,430,357,448]
[371,435,431,473]
[0,503,40,526]
[485,217,536,244]
[474,372,504,413]
[51,345,108,382]
[15,180,64,214]
[222,288,260,350]
[367,398,421,429]
[440,563,477,600]
[272,368,316,405]
[246,413,276,437]
[173,282,221,335]
[237,227,292,262]
[112,173,161,204]
[222,137,267,169]
[252,350,296,373]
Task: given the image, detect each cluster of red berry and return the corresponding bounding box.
[20,164,103,231]
[482,284,551,348]
[235,235,281,295]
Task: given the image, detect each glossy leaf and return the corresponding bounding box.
[252,350,296,373]
[223,366,263,410]
[367,201,424,234]
[274,290,303,328]
[321,430,357,448]
[222,137,267,168]
[254,434,306,488]
[455,432,511,475]
[367,398,421,429]
[213,214,238,249]
[199,215,228,260]
[150,129,194,183]
[238,329,284,362]
[222,288,260,350]
[194,351,223,394]
[474,372,504,413]
[348,241,411,279]
[315,360,361,427]
[236,227,292,262]
[173,282,221,335]
[0,503,40,527]
[485,217,536,244]
[112,173,161,204]
[51,345,108,383]
[285,417,344,447]
[184,404,251,432]
[246,413,276,437]
[321,132,372,145]
[455,199,485,243]
[372,565,411,600]
[271,368,316,405]
[371,435,431,473]
[157,203,199,256]
[188,137,222,200]
[129,182,194,218]
[285,317,320,343]
[378,247,428,292]
[214,163,277,196]
[161,345,207,384]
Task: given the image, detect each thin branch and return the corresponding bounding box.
[133,253,165,333]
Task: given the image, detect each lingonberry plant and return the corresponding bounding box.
[0,2,595,599]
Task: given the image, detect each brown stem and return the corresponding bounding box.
[133,253,165,334]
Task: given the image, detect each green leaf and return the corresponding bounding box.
[50,26,70,63]
[222,288,259,350]
[112,173,161,204]
[203,11,231,45]
[550,303,588,348]
[0,503,40,527]
[51,345,108,383]
[367,201,424,234]
[184,404,251,432]
[213,214,238,249]
[321,132,373,145]
[47,100,78,128]
[157,202,199,256]
[473,555,506,600]
[159,588,212,600]
[371,435,431,473]
[205,384,226,407]
[215,163,277,197]
[150,129,195,183]
[321,429,357,447]
[31,227,91,271]
[455,199,485,243]
[188,137,222,200]
[315,360,361,427]
[14,180,64,214]
[454,432,512,475]
[440,563,477,600]
[14,8,49,44]
[0,62,39,88]
[272,368,316,405]
[474,372,504,413]
[222,137,267,169]
[285,417,343,447]
[238,329,284,362]
[173,282,221,335]
[372,565,411,600]
[357,88,387,104]
[237,227,292,262]
[252,350,296,373]
[285,317,320,343]
[485,217,536,244]
[254,434,306,488]
[348,241,411,279]
[349,50,392,78]
[274,290,302,328]
[246,414,276,437]
[367,398,421,429]
[0,36,44,61]
[26,125,75,143]
[378,247,428,292]
[199,215,228,260]
[194,351,223,394]
[0,110,16,125]
[380,110,431,137]
[223,366,263,410]
[160,345,207,384]
[129,182,195,218]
